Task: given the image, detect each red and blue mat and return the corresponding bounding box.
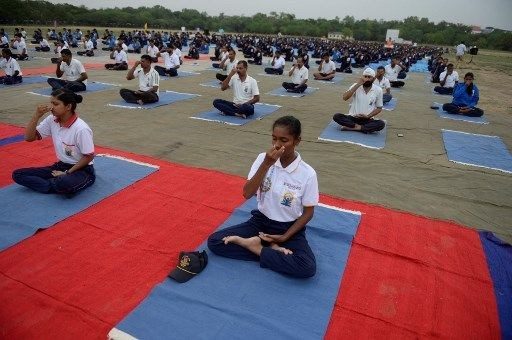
[0,123,509,339]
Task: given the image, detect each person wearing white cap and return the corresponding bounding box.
[332,67,385,133]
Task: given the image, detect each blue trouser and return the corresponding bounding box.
[282,82,308,93]
[207,209,316,278]
[333,113,386,133]
[154,65,178,77]
[264,67,283,75]
[213,99,254,117]
[434,86,453,95]
[383,93,392,104]
[47,78,86,92]
[12,161,95,195]
[0,75,23,85]
[442,103,484,117]
[390,80,404,88]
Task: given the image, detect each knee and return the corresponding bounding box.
[333,113,344,122]
[294,255,317,278]
[12,169,23,183]
[207,232,224,254]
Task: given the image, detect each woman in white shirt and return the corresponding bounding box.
[12,89,95,195]
[208,116,319,278]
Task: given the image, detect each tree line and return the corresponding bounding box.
[3,0,511,51]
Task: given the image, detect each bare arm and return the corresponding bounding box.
[126,60,140,80]
[245,94,260,105]
[220,67,237,91]
[365,107,382,119]
[343,79,363,101]
[76,72,88,82]
[55,61,64,78]
[25,104,49,141]
[288,65,296,77]
[242,146,285,199]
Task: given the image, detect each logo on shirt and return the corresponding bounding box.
[260,176,271,192]
[64,145,73,157]
[280,191,295,207]
[244,86,248,93]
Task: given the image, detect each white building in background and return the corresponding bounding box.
[327,32,352,40]
[386,29,404,43]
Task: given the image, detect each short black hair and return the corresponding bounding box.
[377,65,385,71]
[61,49,72,56]
[237,60,248,68]
[140,54,152,62]
[273,116,301,139]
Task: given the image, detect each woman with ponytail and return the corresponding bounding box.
[12,89,96,195]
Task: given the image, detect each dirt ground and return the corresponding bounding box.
[1,38,511,243]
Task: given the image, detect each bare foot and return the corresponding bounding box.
[219,111,226,116]
[137,99,144,105]
[235,113,247,119]
[223,235,263,255]
[270,243,293,255]
[340,124,361,131]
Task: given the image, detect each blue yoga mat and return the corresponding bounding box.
[0,155,158,251]
[0,134,24,147]
[319,120,387,149]
[312,75,344,85]
[199,80,222,88]
[191,103,280,126]
[382,98,397,111]
[27,82,116,97]
[442,129,512,173]
[0,76,48,88]
[479,231,512,340]
[110,199,361,340]
[108,91,199,109]
[410,59,429,73]
[433,102,488,124]
[267,86,318,98]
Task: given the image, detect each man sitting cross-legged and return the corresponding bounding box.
[332,67,385,134]
[282,57,308,93]
[313,52,336,81]
[119,54,160,105]
[213,60,260,119]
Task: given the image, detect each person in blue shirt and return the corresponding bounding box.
[442,72,483,117]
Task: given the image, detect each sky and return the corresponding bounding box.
[47,0,512,31]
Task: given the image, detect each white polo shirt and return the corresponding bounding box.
[273,56,286,69]
[0,57,22,76]
[85,40,93,51]
[456,44,466,56]
[1,36,7,45]
[439,70,459,88]
[320,60,336,74]
[290,65,308,84]
[248,152,319,222]
[40,39,49,48]
[113,50,128,63]
[15,40,27,54]
[384,64,402,81]
[147,45,159,58]
[174,48,182,59]
[60,59,87,84]
[348,83,383,117]
[229,74,259,105]
[161,51,179,69]
[135,67,160,94]
[374,76,390,91]
[36,114,95,165]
